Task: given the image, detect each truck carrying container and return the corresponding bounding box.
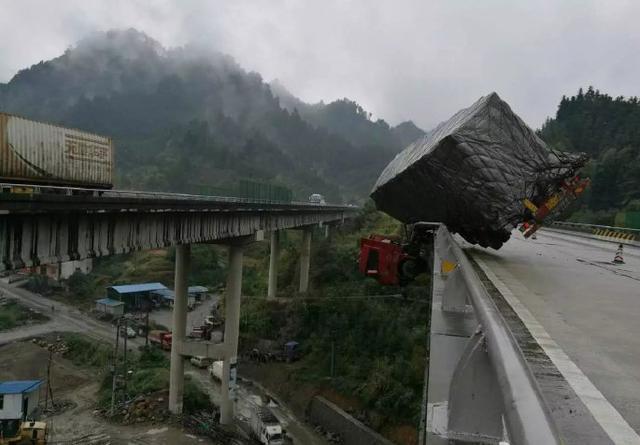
[0,112,114,188]
[371,92,588,249]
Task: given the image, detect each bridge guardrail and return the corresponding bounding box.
[0,182,356,209]
[550,221,639,244]
[428,224,561,444]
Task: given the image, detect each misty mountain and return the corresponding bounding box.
[270,79,424,149]
[0,29,422,202]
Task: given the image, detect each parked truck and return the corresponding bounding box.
[247,398,284,445]
[149,330,172,350]
[0,112,114,189]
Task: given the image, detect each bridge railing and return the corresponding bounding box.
[549,221,639,244]
[0,182,354,209]
[427,224,561,444]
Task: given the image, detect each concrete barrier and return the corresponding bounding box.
[307,396,395,445]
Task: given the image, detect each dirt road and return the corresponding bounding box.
[0,281,144,349]
[0,281,325,444]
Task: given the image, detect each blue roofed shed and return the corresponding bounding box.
[188,286,209,301]
[0,380,42,421]
[151,288,196,308]
[95,298,125,317]
[106,282,167,310]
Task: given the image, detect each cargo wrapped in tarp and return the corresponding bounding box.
[371,92,588,249]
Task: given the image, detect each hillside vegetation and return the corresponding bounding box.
[0,29,423,202]
[540,87,640,226]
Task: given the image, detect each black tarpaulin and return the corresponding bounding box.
[371,92,587,249]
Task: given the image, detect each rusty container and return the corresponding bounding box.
[0,112,113,188]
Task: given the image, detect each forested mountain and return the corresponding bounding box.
[0,29,423,202]
[539,87,640,225]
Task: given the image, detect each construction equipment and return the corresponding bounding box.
[519,175,590,238]
[359,224,432,286]
[0,421,47,445]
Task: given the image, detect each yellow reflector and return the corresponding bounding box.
[441,260,457,274]
[523,199,538,213]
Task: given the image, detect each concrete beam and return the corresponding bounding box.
[178,341,226,360]
[0,209,351,272]
[220,243,244,425]
[169,243,190,414]
[299,227,312,293]
[268,230,280,299]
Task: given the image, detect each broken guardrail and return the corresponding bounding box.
[426,224,561,445]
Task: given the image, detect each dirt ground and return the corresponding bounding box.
[0,340,211,445]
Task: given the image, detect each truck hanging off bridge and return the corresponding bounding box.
[361,92,590,285]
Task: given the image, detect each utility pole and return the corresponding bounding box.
[145,310,150,347]
[44,349,54,410]
[110,318,121,416]
[123,318,128,398]
[330,339,335,378]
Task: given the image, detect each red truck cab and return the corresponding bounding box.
[359,235,407,285]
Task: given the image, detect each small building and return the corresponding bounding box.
[151,288,195,309]
[0,380,42,421]
[106,282,168,311]
[95,298,125,317]
[188,286,209,302]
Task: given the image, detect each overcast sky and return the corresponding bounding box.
[2,0,640,130]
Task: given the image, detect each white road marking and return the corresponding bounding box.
[474,255,640,445]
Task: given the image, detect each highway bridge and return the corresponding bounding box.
[427,223,640,445]
[0,183,356,424]
[3,184,640,444]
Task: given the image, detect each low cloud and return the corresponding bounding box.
[2,0,640,129]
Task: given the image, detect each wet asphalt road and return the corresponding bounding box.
[468,229,640,439]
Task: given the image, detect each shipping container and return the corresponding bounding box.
[0,112,114,188]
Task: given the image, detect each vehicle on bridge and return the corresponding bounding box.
[370,92,589,249]
[0,112,113,191]
[308,193,326,205]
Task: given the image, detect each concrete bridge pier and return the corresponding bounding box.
[220,242,245,424]
[299,226,312,293]
[169,243,190,414]
[267,230,280,300]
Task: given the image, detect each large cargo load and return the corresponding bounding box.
[371,93,588,249]
[0,113,114,188]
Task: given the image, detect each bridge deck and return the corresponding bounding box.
[469,230,640,444]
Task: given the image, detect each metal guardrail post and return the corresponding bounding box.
[428,225,561,445]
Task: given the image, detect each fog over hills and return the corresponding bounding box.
[0,28,424,201]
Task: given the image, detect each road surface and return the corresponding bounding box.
[468,229,640,444]
[0,281,144,347]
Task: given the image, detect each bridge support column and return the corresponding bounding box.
[299,227,312,293]
[169,243,190,414]
[220,243,244,425]
[267,231,280,300]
